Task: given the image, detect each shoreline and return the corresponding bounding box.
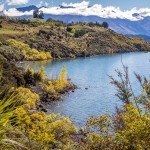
[36,83,77,112]
[16,50,149,65]
[15,50,150,112]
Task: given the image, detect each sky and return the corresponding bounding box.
[0,0,150,10]
[0,0,150,21]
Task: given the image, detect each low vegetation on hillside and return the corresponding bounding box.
[0,16,150,60]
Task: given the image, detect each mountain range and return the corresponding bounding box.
[14,5,150,40]
[16,5,38,12]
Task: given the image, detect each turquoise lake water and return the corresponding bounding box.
[20,52,150,126]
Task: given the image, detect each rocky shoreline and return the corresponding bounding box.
[28,83,77,112]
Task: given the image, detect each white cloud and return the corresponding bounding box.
[45,2,48,7]
[62,1,88,8]
[0,4,4,11]
[37,1,48,8]
[3,1,150,20]
[39,1,150,21]
[4,8,32,16]
[37,1,43,7]
[5,0,29,5]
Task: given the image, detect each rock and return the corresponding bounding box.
[41,108,47,112]
[39,29,48,35]
[38,104,43,108]
[85,88,88,90]
[29,108,37,113]
[47,94,52,99]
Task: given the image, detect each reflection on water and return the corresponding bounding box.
[19,52,150,126]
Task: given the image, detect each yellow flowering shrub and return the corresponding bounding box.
[36,66,46,81]
[7,39,52,61]
[15,87,40,109]
[53,66,69,91]
[41,66,70,95]
[79,104,150,150]
[13,107,77,150]
[113,104,150,150]
[45,80,56,94]
[21,65,70,105]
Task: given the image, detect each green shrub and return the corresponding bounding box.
[66,27,72,32]
[74,29,86,38]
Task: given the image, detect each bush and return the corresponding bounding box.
[13,107,77,149]
[66,26,72,32]
[24,66,35,85]
[24,66,46,85]
[74,29,86,38]
[0,45,24,61]
[0,61,25,90]
[7,39,52,61]
[15,87,40,109]
[41,66,69,94]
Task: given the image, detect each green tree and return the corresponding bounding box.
[33,10,44,19]
[102,22,109,28]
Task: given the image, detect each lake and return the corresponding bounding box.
[19,52,150,126]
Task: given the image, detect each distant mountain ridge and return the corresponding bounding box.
[16,5,48,12]
[16,5,38,12]
[59,5,75,9]
[42,15,150,36]
[14,5,150,37]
